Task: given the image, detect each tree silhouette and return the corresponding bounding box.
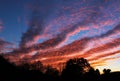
[103,68,111,74]
[84,67,101,81]
[43,65,59,81]
[30,61,43,70]
[66,58,91,72]
[61,58,92,80]
[20,61,44,71]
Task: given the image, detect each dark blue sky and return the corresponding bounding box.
[0,0,29,45]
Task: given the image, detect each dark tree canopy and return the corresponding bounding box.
[65,58,91,73]
[61,58,92,80]
[103,68,111,74]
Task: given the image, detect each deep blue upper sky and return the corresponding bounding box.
[0,0,29,45]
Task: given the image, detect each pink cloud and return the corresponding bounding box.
[0,38,14,53]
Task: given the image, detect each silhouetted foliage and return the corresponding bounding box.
[45,65,59,76]
[84,67,101,81]
[103,68,111,74]
[61,58,92,81]
[0,54,120,81]
[43,65,59,81]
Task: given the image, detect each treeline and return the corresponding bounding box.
[0,55,120,81]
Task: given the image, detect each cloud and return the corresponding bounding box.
[19,4,44,48]
[32,38,120,68]
[0,39,14,53]
[5,23,120,63]
[20,0,105,48]
[19,0,60,48]
[97,24,120,38]
[26,24,120,66]
[34,24,120,56]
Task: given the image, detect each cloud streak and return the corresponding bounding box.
[19,2,45,48]
[19,0,106,48]
[5,23,120,66]
[0,39,14,53]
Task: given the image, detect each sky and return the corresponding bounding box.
[0,0,120,73]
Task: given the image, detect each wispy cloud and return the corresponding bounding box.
[0,38,14,53]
